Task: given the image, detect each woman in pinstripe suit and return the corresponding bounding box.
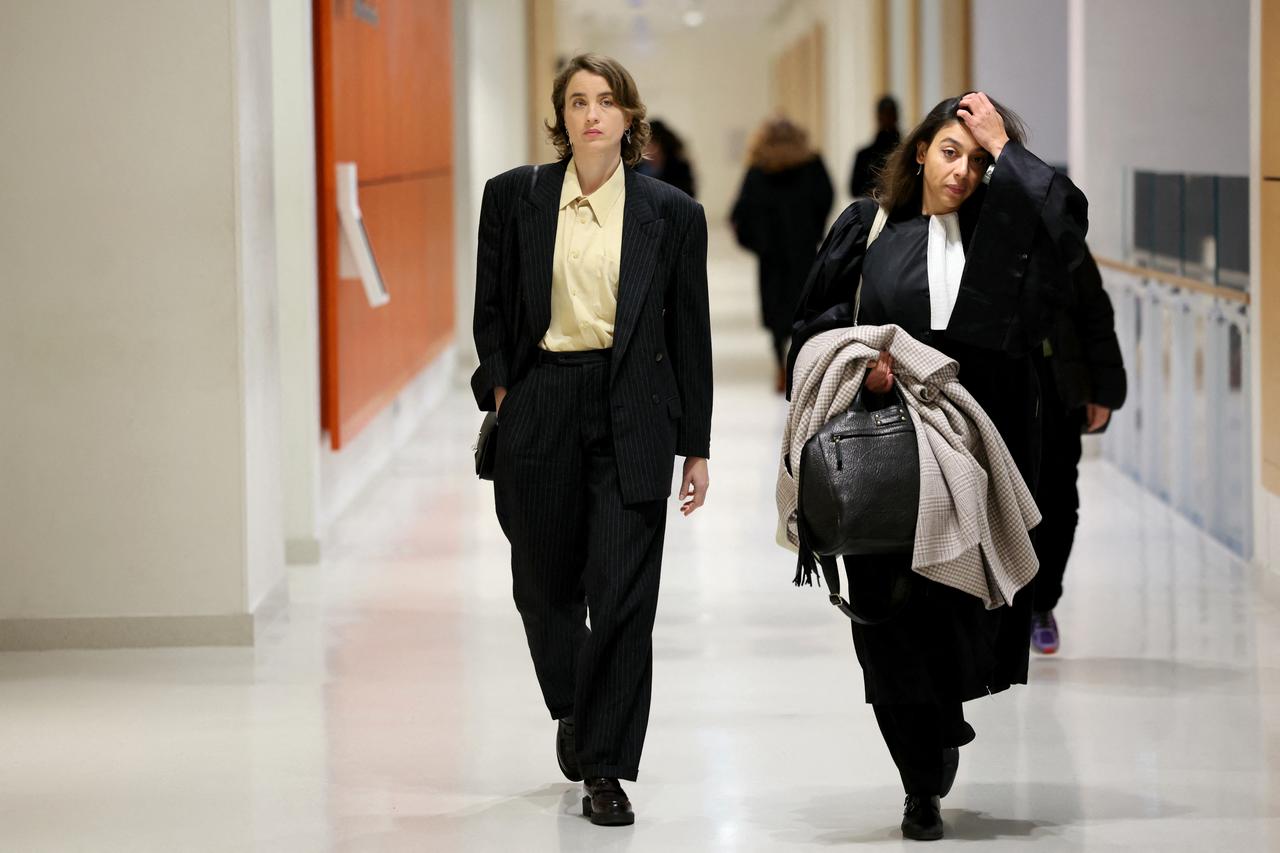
[470,54,713,827]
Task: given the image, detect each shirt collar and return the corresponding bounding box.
[930,211,962,242]
[560,158,626,225]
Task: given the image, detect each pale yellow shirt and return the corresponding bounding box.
[540,158,626,352]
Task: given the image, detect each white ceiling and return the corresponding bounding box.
[559,0,791,36]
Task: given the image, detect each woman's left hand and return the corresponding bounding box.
[1085,403,1112,433]
[679,457,709,517]
[957,92,1009,161]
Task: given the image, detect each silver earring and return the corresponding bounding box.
[916,164,923,176]
[624,128,632,144]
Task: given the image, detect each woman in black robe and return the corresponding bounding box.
[732,118,834,391]
[790,92,1088,841]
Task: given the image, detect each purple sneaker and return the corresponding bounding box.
[1030,610,1059,655]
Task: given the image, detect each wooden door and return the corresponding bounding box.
[314,0,454,448]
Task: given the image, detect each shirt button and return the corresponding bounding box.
[652,394,661,404]
[579,211,590,223]
[655,353,664,362]
[571,251,580,260]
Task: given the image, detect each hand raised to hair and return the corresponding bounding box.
[957,92,1010,161]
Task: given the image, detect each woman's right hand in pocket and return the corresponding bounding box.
[865,352,895,393]
[495,386,507,412]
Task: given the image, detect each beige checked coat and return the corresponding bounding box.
[777,324,1041,609]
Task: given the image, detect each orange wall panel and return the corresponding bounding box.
[335,175,454,439]
[329,0,453,181]
[316,0,455,448]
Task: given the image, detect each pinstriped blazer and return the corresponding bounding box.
[470,158,713,503]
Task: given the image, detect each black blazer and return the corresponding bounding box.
[470,158,713,504]
[793,141,1089,365]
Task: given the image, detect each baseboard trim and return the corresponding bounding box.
[285,536,322,565]
[0,613,255,650]
[0,577,291,651]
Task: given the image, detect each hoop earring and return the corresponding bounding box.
[624,128,632,144]
[916,163,923,176]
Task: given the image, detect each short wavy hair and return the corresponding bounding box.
[544,53,650,167]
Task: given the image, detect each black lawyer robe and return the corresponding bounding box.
[790,141,1089,704]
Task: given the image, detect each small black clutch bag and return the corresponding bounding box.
[474,411,498,480]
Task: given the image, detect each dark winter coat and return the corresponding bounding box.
[731,157,834,339]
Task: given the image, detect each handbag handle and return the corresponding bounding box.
[850,380,910,414]
[852,205,889,325]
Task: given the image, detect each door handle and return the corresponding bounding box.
[336,162,390,308]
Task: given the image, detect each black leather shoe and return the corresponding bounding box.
[581,777,634,826]
[939,747,959,798]
[901,795,943,841]
[556,718,582,782]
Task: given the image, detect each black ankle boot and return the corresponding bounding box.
[582,777,634,826]
[901,794,943,841]
[556,718,581,782]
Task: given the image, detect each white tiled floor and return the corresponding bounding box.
[2,231,1278,851]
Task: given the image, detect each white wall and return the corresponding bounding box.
[971,0,1069,167]
[454,0,531,377]
[919,0,945,116]
[1068,0,1250,259]
[0,0,283,646]
[770,0,881,215]
[889,0,915,123]
[234,0,286,611]
[570,23,773,222]
[271,0,323,565]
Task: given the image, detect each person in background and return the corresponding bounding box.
[637,119,696,198]
[1030,250,1127,654]
[731,118,834,392]
[849,95,901,198]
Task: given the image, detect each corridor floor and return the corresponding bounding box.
[2,231,1278,851]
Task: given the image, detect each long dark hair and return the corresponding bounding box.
[874,94,1027,217]
[545,53,652,167]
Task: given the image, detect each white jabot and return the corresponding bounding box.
[927,212,965,330]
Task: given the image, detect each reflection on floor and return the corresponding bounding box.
[1,229,1277,851]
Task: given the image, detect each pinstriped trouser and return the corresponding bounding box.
[494,349,667,781]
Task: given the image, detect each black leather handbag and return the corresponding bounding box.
[474,411,498,480]
[795,385,920,623]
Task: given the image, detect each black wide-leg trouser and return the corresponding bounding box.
[494,348,667,782]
